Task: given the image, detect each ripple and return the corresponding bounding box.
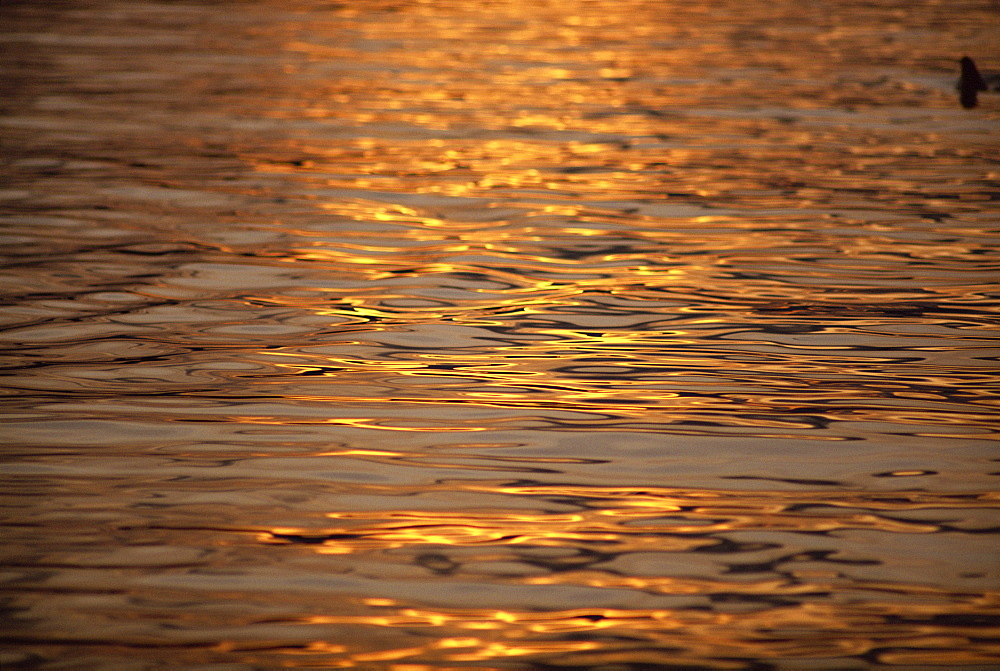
[2,0,999,668]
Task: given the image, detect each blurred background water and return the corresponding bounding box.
[1,0,999,668]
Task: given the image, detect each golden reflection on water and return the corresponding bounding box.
[283,595,1000,667]
[245,484,1000,666]
[265,484,996,561]
[1,0,999,669]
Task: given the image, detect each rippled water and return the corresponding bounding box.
[2,1,999,668]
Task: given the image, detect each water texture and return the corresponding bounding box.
[1,0,999,668]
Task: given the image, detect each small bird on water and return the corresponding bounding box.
[958,56,999,108]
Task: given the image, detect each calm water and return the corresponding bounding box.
[2,1,999,669]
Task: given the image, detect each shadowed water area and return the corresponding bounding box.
[1,0,999,668]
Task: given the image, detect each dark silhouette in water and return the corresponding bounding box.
[958,56,1000,108]
[960,57,987,108]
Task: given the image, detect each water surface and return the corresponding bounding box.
[1,0,999,668]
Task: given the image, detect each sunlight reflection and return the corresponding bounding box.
[3,0,997,669]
